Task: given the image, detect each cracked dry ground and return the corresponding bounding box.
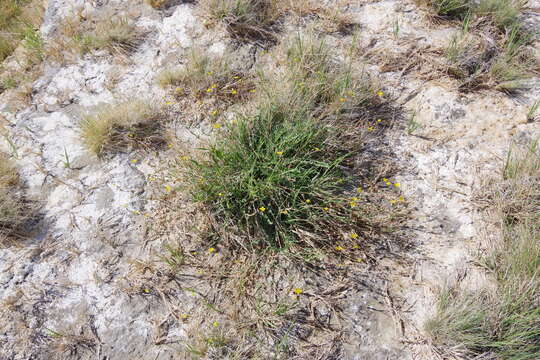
[1,0,539,359]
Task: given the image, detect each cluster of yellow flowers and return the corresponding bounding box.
[383,178,400,187]
[206,83,218,93]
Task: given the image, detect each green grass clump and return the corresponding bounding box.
[80,100,166,156]
[184,102,355,249]
[426,141,540,359]
[178,34,383,250]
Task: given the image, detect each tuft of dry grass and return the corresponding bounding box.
[51,16,143,60]
[0,153,26,239]
[145,0,184,10]
[200,0,280,42]
[80,100,167,156]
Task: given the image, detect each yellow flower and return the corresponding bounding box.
[180,313,188,320]
[377,90,384,97]
[313,147,321,151]
[180,155,189,161]
[207,71,214,75]
[353,244,360,249]
[212,321,219,327]
[281,209,288,215]
[377,119,382,123]
[347,90,354,96]
[233,76,240,79]
[305,199,311,204]
[350,232,358,239]
[293,288,302,295]
[213,123,222,129]
[131,159,138,164]
[385,181,391,186]
[393,182,400,188]
[231,89,237,95]
[211,110,219,116]
[208,247,216,253]
[399,196,405,201]
[250,89,256,93]
[356,187,363,193]
[351,197,358,201]
[143,288,150,293]
[175,87,183,93]
[206,88,213,93]
[335,245,344,251]
[390,199,398,204]
[165,185,172,192]
[259,206,266,212]
[165,101,173,106]
[323,207,329,211]
[218,193,224,197]
[168,143,173,148]
[383,178,388,182]
[339,97,346,103]
[349,201,357,208]
[368,126,375,131]
[276,151,283,155]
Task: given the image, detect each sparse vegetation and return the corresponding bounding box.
[426,141,540,359]
[80,100,167,156]
[0,0,44,62]
[425,0,537,91]
[443,14,535,91]
[157,49,253,99]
